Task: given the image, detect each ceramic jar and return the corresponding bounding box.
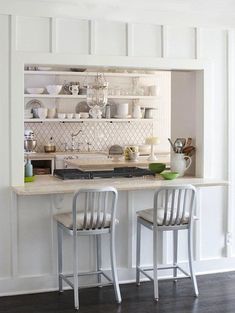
[171,153,192,177]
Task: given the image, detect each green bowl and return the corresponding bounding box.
[24,176,35,183]
[148,163,166,174]
[160,171,179,180]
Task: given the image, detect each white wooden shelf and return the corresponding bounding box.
[24,70,158,78]
[24,118,154,123]
[24,94,159,100]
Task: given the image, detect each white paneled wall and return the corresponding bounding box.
[16,16,51,52]
[0,9,232,295]
[132,24,162,57]
[166,26,196,58]
[95,21,127,56]
[56,18,90,54]
[0,14,12,279]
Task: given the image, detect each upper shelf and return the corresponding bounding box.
[24,94,159,100]
[24,70,159,78]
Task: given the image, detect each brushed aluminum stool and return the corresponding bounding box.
[136,185,199,300]
[54,187,121,310]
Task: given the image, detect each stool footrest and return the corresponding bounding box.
[137,264,191,281]
[59,270,113,289]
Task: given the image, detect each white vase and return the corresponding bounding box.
[171,153,192,177]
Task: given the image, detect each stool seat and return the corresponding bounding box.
[54,212,117,230]
[137,208,190,225]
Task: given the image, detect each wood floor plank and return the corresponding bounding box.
[1,272,235,312]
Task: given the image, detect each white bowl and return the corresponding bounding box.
[58,113,66,119]
[26,87,44,94]
[46,85,62,95]
[75,113,81,119]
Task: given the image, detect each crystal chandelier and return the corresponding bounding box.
[86,73,108,119]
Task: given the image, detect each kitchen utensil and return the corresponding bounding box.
[168,138,175,151]
[185,137,192,147]
[76,101,89,113]
[109,145,124,161]
[25,99,43,112]
[47,108,56,118]
[129,151,140,161]
[66,113,74,119]
[171,153,192,177]
[132,104,142,119]
[24,139,37,152]
[148,163,166,174]
[160,171,179,180]
[46,85,62,95]
[173,138,184,153]
[182,146,196,156]
[57,113,66,119]
[116,103,129,117]
[33,107,48,119]
[44,137,56,153]
[69,85,79,95]
[149,85,160,96]
[26,87,44,94]
[144,108,157,119]
[124,146,138,160]
[44,144,56,153]
[80,112,89,119]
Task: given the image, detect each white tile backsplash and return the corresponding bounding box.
[25,121,154,152]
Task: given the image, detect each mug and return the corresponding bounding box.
[117,103,129,117]
[69,85,79,95]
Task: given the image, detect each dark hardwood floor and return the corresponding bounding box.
[1,272,235,313]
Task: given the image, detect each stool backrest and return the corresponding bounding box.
[72,187,118,231]
[154,185,196,227]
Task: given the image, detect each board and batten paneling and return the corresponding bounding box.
[132,24,162,57]
[0,14,12,278]
[95,20,127,56]
[166,26,196,59]
[16,16,51,52]
[56,18,90,54]
[198,28,228,259]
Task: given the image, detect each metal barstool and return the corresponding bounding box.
[136,185,199,300]
[54,187,121,310]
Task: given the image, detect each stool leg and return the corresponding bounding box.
[96,235,102,285]
[110,230,122,303]
[173,230,178,281]
[57,225,63,293]
[153,227,159,301]
[73,233,79,310]
[188,228,199,297]
[136,219,141,286]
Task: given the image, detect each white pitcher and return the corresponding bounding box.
[171,153,192,177]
